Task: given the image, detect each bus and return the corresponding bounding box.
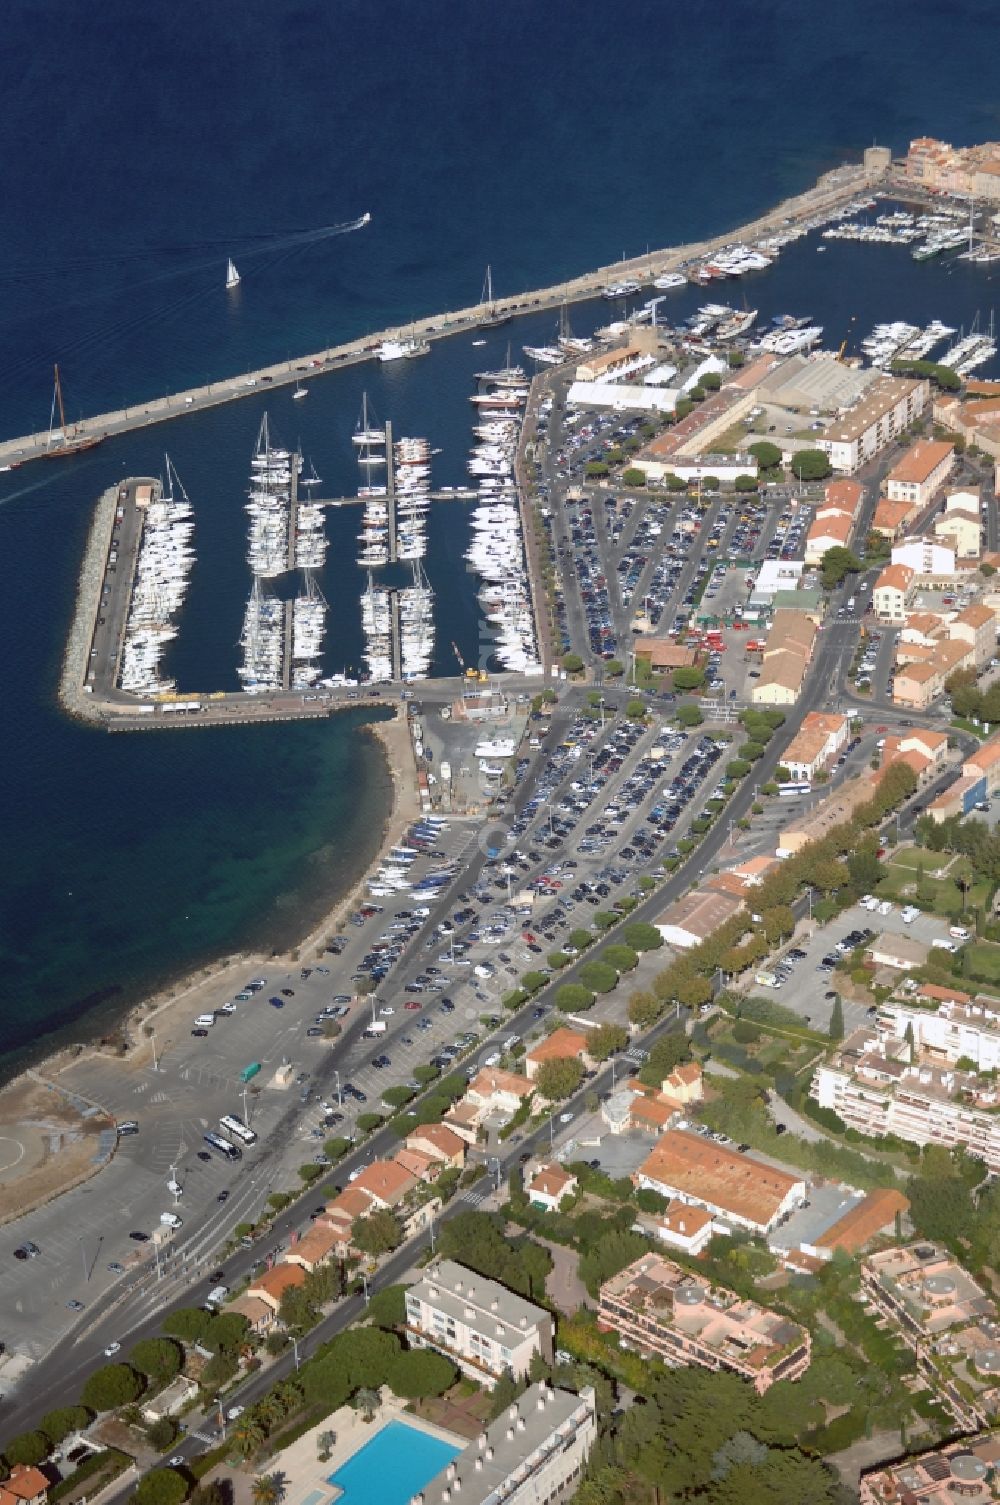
[778,782,811,798]
[220,1114,257,1146]
[204,1132,242,1163]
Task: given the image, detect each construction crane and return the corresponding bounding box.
[837,314,858,363]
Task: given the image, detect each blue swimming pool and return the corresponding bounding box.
[326,1420,461,1505]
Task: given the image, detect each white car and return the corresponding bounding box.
[160,1211,183,1229]
[104,1341,121,1357]
[226,1405,245,1421]
[379,1006,395,1016]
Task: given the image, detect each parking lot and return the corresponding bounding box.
[745,897,966,1034]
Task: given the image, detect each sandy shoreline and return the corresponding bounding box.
[0,707,423,1213]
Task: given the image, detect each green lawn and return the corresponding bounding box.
[963,941,1000,983]
[877,848,989,917]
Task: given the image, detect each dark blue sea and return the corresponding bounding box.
[2,0,1000,1076]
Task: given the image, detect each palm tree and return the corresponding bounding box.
[352,1386,381,1423]
[233,1417,266,1461]
[251,1474,281,1505]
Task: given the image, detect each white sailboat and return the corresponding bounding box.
[226,258,241,291]
[293,378,308,400]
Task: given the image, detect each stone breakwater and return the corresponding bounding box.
[58,482,119,723]
[0,161,879,467]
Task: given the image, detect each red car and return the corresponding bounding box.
[522,932,537,944]
[404,1000,422,1011]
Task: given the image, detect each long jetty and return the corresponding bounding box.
[0,158,884,470]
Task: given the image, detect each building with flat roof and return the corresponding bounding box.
[860,1431,1000,1505]
[404,1258,553,1387]
[861,1243,999,1429]
[819,374,928,473]
[812,1020,1000,1172]
[598,1252,811,1393]
[654,887,744,949]
[633,1128,805,1234]
[421,1383,597,1505]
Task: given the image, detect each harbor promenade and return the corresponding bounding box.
[0,159,879,469]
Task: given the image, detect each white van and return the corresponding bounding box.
[160,1211,183,1229]
[931,938,957,953]
[949,926,970,941]
[195,1013,216,1028]
[900,906,920,924]
[206,1284,229,1309]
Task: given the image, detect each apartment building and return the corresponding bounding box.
[935,494,982,558]
[421,1384,597,1505]
[880,993,1000,1072]
[633,1128,805,1234]
[813,1047,1000,1172]
[404,1258,553,1387]
[893,638,971,709]
[861,1243,999,1429]
[904,135,1000,200]
[885,440,955,506]
[804,510,853,564]
[598,1253,811,1394]
[860,1431,1000,1505]
[781,711,850,782]
[892,536,959,579]
[873,563,914,622]
[819,375,928,473]
[965,734,1000,796]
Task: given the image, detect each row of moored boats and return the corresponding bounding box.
[119,458,194,695]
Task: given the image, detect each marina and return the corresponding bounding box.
[0,157,888,471]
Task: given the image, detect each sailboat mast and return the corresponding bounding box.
[54,363,67,432]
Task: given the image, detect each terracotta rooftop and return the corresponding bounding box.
[657,886,744,941]
[468,1068,534,1100]
[249,1263,307,1300]
[350,1158,418,1205]
[815,1188,910,1255]
[887,439,954,485]
[528,1164,576,1199]
[873,497,915,530]
[636,1129,801,1227]
[526,1027,590,1065]
[405,1122,466,1161]
[875,563,915,593]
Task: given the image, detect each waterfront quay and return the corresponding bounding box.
[62,469,525,732]
[0,159,879,469]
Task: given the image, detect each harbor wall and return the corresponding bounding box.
[0,160,879,467]
[58,482,123,725]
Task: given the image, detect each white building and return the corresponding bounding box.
[819,375,928,473]
[880,996,1000,1072]
[422,1384,597,1505]
[891,537,958,578]
[404,1258,553,1387]
[565,380,677,414]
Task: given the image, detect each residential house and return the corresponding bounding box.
[0,1470,50,1505]
[321,1185,377,1256]
[284,1221,343,1273]
[141,1375,200,1424]
[780,711,850,782]
[647,1201,715,1256]
[935,505,981,559]
[633,1129,806,1235]
[632,639,698,672]
[405,1122,467,1169]
[950,602,997,667]
[804,510,853,565]
[349,1159,419,1210]
[404,1258,553,1386]
[873,563,915,621]
[226,1294,274,1335]
[865,934,930,972]
[598,1253,811,1393]
[872,497,917,539]
[247,1263,307,1316]
[526,1163,578,1211]
[885,440,955,506]
[524,1027,592,1080]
